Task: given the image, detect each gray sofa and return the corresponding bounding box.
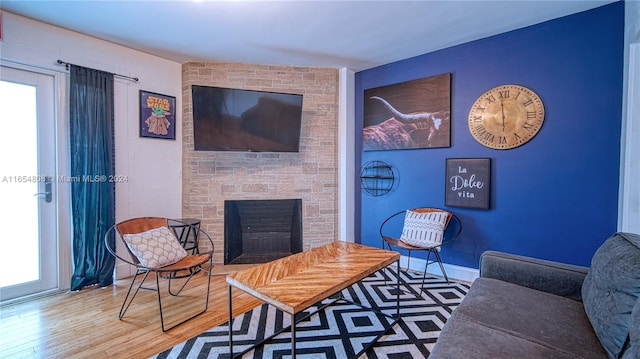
[430,232,640,359]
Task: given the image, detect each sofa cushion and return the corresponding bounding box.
[621,298,640,359]
[582,232,640,359]
[431,314,584,359]
[450,277,606,358]
[480,250,588,300]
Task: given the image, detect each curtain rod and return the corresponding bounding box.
[56,60,139,82]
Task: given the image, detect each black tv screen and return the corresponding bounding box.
[192,85,303,152]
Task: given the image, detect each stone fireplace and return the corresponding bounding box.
[224,199,302,264]
[181,62,339,265]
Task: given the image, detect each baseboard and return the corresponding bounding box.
[398,254,479,283]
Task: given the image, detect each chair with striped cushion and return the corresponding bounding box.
[380,208,462,293]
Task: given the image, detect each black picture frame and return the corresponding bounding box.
[445,158,491,210]
[139,90,176,140]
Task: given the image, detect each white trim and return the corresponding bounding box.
[338,68,355,242]
[399,255,479,283]
[0,56,68,74]
[55,70,72,291]
[620,42,640,233]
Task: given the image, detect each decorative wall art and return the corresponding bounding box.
[445,158,491,209]
[139,90,176,140]
[363,73,451,151]
[360,160,395,197]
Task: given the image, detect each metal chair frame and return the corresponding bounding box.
[380,208,462,294]
[104,217,214,332]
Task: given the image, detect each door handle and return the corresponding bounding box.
[34,176,53,203]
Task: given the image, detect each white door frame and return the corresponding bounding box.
[0,60,72,298]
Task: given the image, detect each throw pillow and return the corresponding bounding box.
[399,210,449,248]
[123,226,188,268]
[582,232,640,359]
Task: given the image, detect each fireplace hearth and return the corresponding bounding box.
[224,199,303,265]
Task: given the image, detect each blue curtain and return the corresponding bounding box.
[69,65,115,291]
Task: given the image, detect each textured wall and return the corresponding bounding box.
[181,62,339,264]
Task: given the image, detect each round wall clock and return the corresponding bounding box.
[468,84,545,149]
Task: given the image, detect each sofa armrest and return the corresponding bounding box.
[480,250,589,301]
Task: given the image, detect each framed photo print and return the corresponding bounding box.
[363,73,451,151]
[445,158,491,209]
[139,90,176,140]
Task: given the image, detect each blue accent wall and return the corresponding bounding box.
[356,2,624,268]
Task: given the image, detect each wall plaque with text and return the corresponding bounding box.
[445,158,491,209]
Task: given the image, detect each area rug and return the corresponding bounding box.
[152,267,469,359]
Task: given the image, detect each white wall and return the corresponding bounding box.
[1,11,183,283]
[339,67,355,242]
[620,1,640,234]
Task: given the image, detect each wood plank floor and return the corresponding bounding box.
[0,266,263,359]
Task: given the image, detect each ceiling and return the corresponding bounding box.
[1,1,616,71]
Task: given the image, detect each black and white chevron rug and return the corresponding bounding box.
[152,267,469,359]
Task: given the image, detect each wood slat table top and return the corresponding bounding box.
[226,241,399,314]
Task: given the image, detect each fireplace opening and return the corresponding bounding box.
[224,199,303,265]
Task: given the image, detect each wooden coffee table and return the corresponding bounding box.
[226,241,401,359]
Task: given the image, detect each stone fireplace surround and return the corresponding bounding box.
[224,199,303,265]
[181,62,340,265]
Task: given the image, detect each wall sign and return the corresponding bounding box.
[445,158,491,209]
[139,90,176,140]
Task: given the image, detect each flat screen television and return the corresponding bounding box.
[192,85,303,152]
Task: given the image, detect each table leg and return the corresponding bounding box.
[291,312,296,359]
[396,259,400,318]
[228,285,233,357]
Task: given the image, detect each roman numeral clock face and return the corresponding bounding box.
[468,84,545,149]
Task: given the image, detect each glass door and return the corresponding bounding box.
[0,65,58,301]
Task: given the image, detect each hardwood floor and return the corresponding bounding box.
[0,266,263,359]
